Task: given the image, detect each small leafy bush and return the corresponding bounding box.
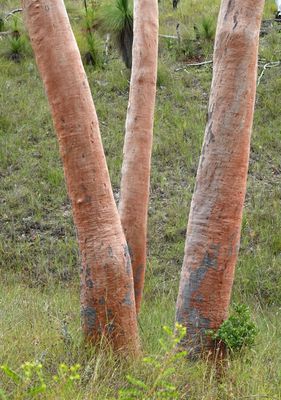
[0,361,80,399]
[210,304,258,353]
[118,323,187,399]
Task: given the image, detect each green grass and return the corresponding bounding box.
[1,0,281,398]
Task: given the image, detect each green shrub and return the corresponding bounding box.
[199,16,216,41]
[210,304,258,353]
[0,362,80,399]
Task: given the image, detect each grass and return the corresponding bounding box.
[0,0,281,398]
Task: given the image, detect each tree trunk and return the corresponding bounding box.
[175,0,264,357]
[22,0,139,354]
[119,0,158,313]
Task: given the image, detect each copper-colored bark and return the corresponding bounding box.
[119,0,158,313]
[176,0,264,356]
[22,0,139,354]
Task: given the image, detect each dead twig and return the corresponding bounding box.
[159,34,178,40]
[4,8,23,21]
[257,61,281,86]
[175,60,213,71]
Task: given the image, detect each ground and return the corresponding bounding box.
[0,0,281,398]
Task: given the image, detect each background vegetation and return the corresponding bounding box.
[0,0,281,398]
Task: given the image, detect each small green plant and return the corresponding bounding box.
[83,7,103,67]
[209,304,258,353]
[6,16,27,62]
[157,63,171,88]
[8,36,27,62]
[0,361,80,399]
[176,36,197,61]
[199,16,216,41]
[118,324,187,399]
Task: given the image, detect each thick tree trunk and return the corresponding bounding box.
[176,0,264,357]
[119,0,158,313]
[22,0,139,354]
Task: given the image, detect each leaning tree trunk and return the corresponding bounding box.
[176,0,264,357]
[119,0,158,313]
[22,0,139,354]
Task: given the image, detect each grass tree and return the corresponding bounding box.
[119,0,158,313]
[175,0,265,357]
[22,0,139,355]
[98,0,133,68]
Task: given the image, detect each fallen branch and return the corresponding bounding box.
[257,61,281,86]
[175,60,213,71]
[159,34,178,39]
[4,8,23,21]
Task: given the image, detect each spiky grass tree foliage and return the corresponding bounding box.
[0,18,4,32]
[98,0,133,68]
[83,7,103,67]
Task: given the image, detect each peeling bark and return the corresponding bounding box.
[175,0,264,357]
[119,0,158,313]
[22,0,139,354]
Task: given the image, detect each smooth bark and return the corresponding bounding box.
[22,0,139,354]
[119,0,158,313]
[176,0,264,357]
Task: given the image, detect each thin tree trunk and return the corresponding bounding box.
[176,0,264,357]
[119,0,158,313]
[22,0,139,354]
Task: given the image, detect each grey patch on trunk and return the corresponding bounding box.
[177,243,220,317]
[233,12,238,30]
[189,308,211,330]
[202,249,217,269]
[108,246,113,258]
[194,293,204,303]
[224,0,235,20]
[86,279,94,289]
[177,308,211,357]
[81,306,96,331]
[98,297,105,305]
[206,122,215,144]
[123,244,132,276]
[122,291,133,306]
[107,322,115,333]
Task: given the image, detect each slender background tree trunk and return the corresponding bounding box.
[119,0,158,313]
[22,0,139,354]
[176,0,264,357]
